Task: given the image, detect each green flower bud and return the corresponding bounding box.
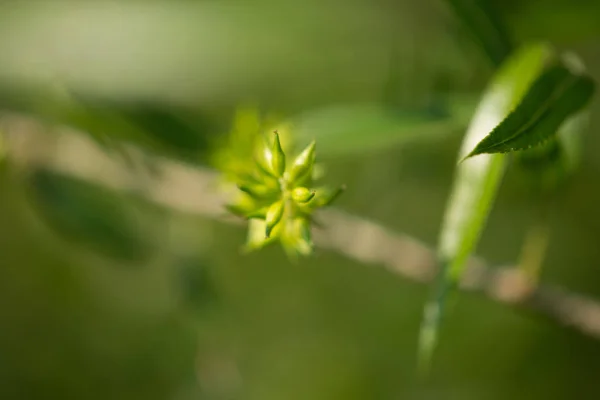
[311,185,346,207]
[291,187,315,203]
[288,141,316,184]
[236,171,263,186]
[260,132,286,178]
[246,206,269,219]
[254,136,277,179]
[238,182,278,200]
[218,109,345,258]
[225,203,249,217]
[254,156,279,182]
[265,200,285,238]
[269,131,286,177]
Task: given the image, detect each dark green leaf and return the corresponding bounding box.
[0,83,215,164]
[446,0,514,66]
[28,169,153,262]
[466,62,595,158]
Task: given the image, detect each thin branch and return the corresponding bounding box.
[6,125,600,340]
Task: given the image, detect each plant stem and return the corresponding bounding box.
[518,202,551,285]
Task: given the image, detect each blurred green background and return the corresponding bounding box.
[1,0,600,399]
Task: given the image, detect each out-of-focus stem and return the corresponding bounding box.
[518,203,551,285]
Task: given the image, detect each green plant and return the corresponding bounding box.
[0,3,598,392]
[214,107,344,258]
[417,0,596,374]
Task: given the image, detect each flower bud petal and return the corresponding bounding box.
[238,183,278,200]
[225,192,262,217]
[254,136,277,179]
[291,187,315,203]
[246,206,269,219]
[265,200,285,238]
[225,203,248,217]
[270,131,286,177]
[288,141,316,184]
[312,185,346,207]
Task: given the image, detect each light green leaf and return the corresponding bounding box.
[292,98,476,158]
[418,43,553,374]
[466,60,595,158]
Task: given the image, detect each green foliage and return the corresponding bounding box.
[466,60,595,158]
[3,1,600,399]
[418,43,553,373]
[418,0,597,376]
[445,0,514,65]
[0,83,214,164]
[28,169,153,262]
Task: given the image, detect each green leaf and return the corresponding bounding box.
[466,61,595,158]
[446,0,514,66]
[0,83,214,164]
[29,170,154,262]
[418,43,553,374]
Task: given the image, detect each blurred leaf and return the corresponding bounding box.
[175,256,220,313]
[466,61,595,158]
[0,84,215,164]
[510,0,600,45]
[515,109,590,194]
[554,108,589,174]
[418,43,553,374]
[29,169,153,262]
[446,0,514,66]
[292,98,476,158]
[78,97,213,162]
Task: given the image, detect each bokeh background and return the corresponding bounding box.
[1,0,600,399]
